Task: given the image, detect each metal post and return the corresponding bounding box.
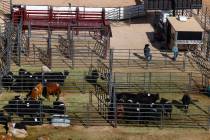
[86,103,90,127]
[208,106,210,130]
[17,19,22,66]
[27,21,31,57]
[113,83,117,128]
[10,0,12,14]
[71,28,75,68]
[144,72,146,91]
[108,49,113,98]
[183,51,186,71]
[148,72,151,92]
[118,7,121,20]
[82,72,86,94]
[207,31,210,60]
[40,101,43,125]
[164,51,167,67]
[188,72,192,91]
[47,27,52,69]
[204,7,208,30]
[160,105,164,129]
[128,49,130,66]
[169,72,172,93]
[6,22,12,72]
[33,44,35,64]
[89,90,93,105]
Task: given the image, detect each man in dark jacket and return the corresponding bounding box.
[144,44,152,62]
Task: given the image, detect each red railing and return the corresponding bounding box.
[12,6,109,30]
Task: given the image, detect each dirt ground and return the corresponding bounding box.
[13,0,137,7]
[203,0,210,7]
[110,18,154,50]
[11,125,210,140]
[203,0,210,14]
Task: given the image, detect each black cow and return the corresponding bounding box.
[18,68,30,76]
[12,69,34,92]
[4,96,24,115]
[85,69,99,85]
[160,98,173,118]
[22,116,42,126]
[33,70,69,86]
[181,94,191,112]
[136,92,159,104]
[4,96,42,117]
[1,71,15,90]
[23,99,42,116]
[52,101,66,114]
[123,102,140,122]
[116,92,137,103]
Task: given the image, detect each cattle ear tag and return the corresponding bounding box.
[30,75,32,78]
[137,108,140,111]
[34,118,38,122]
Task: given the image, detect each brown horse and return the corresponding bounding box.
[43,83,61,101]
[27,83,43,100]
[27,82,61,101]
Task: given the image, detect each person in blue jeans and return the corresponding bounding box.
[144,44,152,62]
[172,46,179,61]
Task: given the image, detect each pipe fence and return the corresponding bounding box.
[0,100,208,128]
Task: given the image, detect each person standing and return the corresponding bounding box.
[144,44,152,62]
[172,45,179,61]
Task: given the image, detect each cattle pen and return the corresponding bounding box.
[0,1,210,133]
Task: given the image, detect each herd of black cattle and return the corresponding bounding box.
[108,92,191,123]
[1,68,69,92]
[0,68,192,126]
[0,68,69,128]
